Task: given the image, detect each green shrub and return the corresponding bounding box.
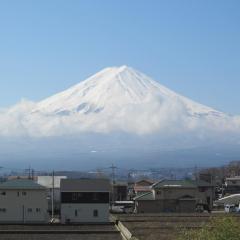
[178,217,240,240]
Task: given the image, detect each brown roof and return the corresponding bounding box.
[135,179,154,186]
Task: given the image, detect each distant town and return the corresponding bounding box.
[0,161,240,239]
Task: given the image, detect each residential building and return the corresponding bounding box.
[60,178,110,223]
[224,176,240,195]
[0,179,48,223]
[133,179,154,197]
[134,179,214,213]
[112,181,128,202]
[37,175,67,213]
[8,175,37,181]
[196,179,215,210]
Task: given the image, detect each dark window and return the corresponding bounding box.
[0,208,6,212]
[199,187,207,192]
[28,208,32,212]
[61,192,109,204]
[93,193,98,201]
[75,210,78,217]
[22,192,27,196]
[1,192,6,196]
[36,208,41,212]
[17,192,20,197]
[72,193,78,200]
[72,193,83,201]
[93,209,98,217]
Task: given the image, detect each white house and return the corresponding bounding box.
[60,178,110,223]
[37,175,67,212]
[0,179,48,223]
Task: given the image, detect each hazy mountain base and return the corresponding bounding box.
[0,132,240,170]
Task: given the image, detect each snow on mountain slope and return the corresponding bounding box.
[1,65,238,138]
[33,65,223,118]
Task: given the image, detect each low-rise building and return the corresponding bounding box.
[224,176,240,195]
[60,178,110,223]
[0,179,48,223]
[196,180,215,210]
[133,179,154,197]
[37,175,67,213]
[112,181,128,202]
[134,179,214,213]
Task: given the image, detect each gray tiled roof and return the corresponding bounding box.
[0,179,46,190]
[152,180,197,189]
[61,178,110,192]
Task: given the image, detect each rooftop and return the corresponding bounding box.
[61,178,110,192]
[0,179,46,190]
[152,180,197,189]
[37,176,67,188]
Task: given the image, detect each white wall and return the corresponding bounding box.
[61,203,109,223]
[0,189,48,223]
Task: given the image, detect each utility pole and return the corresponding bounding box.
[194,165,198,181]
[110,164,117,206]
[51,170,55,220]
[31,169,34,180]
[26,166,31,179]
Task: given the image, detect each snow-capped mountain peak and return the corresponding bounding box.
[33,65,221,118]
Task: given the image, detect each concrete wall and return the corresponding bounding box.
[47,188,61,212]
[154,188,197,200]
[0,189,48,223]
[196,187,214,210]
[61,203,109,223]
[136,200,162,213]
[136,199,196,213]
[178,200,196,213]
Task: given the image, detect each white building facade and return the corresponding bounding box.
[37,175,67,212]
[0,179,48,223]
[60,179,110,223]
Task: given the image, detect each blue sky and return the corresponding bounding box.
[0,0,239,114]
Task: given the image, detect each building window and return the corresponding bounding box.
[199,187,206,192]
[93,209,98,217]
[28,208,32,212]
[22,192,27,196]
[93,193,98,201]
[1,192,6,196]
[72,193,77,200]
[36,208,41,213]
[17,192,20,197]
[156,190,161,195]
[75,210,78,217]
[0,208,6,212]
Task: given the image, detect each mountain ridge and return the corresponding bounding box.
[32,65,223,118]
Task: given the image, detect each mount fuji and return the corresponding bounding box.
[33,65,223,119]
[27,65,229,135]
[0,66,240,169]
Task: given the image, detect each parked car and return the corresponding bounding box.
[224,204,240,213]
